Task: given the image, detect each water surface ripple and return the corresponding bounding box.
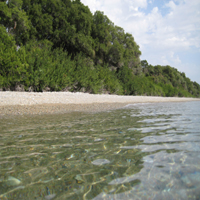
[0,101,200,200]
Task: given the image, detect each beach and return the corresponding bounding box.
[1,92,200,199]
[0,91,199,116]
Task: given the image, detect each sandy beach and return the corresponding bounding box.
[0,91,199,116]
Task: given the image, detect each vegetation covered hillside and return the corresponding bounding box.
[0,0,199,97]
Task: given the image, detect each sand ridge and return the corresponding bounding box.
[0,91,199,116]
[1,91,199,106]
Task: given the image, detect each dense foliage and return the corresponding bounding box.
[0,0,199,97]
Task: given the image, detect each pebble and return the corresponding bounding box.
[92,159,111,165]
[45,194,56,200]
[4,176,21,186]
[94,138,104,142]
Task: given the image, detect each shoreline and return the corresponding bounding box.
[0,91,200,116]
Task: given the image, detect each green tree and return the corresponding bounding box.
[92,11,113,63]
[0,25,23,88]
[0,0,31,45]
[123,33,141,69]
[107,39,124,67]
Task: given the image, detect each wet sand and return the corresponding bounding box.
[0,91,199,116]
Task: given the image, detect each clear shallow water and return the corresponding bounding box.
[0,101,200,200]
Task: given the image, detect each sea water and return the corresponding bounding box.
[0,101,200,200]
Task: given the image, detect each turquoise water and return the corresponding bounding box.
[0,101,200,200]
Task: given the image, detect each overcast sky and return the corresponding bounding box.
[81,0,200,84]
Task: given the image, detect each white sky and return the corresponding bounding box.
[81,0,200,84]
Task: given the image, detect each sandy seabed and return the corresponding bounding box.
[0,91,199,116]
